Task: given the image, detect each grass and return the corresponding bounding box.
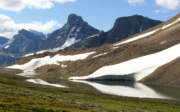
[0,72,180,112]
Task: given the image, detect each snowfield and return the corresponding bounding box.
[114,29,159,46]
[72,80,170,99]
[70,44,180,81]
[7,52,95,76]
[27,79,67,88]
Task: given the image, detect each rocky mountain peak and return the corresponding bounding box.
[66,14,86,28]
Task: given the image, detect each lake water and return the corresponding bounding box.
[72,80,180,100]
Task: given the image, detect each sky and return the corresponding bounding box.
[0,0,179,38]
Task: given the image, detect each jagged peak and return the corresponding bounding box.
[68,14,83,23]
[66,14,86,28]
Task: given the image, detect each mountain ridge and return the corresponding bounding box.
[68,14,162,49]
[0,14,162,66]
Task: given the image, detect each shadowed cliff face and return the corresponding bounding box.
[40,14,100,50]
[68,15,162,49]
[0,36,9,46]
[4,29,45,56]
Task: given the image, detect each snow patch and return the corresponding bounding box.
[27,79,67,88]
[114,29,159,46]
[4,37,15,49]
[93,52,108,58]
[162,17,180,30]
[4,45,9,49]
[61,64,67,68]
[70,44,180,81]
[61,37,80,49]
[112,46,119,50]
[7,52,95,76]
[87,34,99,39]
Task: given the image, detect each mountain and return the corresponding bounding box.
[4,29,46,56]
[7,13,180,88]
[0,14,161,67]
[0,53,18,67]
[40,14,100,50]
[0,36,9,47]
[68,15,162,49]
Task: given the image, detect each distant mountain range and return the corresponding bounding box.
[4,29,46,56]
[0,14,162,66]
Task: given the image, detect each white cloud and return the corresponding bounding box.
[0,14,60,37]
[155,0,180,10]
[0,0,76,11]
[55,0,76,3]
[127,0,144,5]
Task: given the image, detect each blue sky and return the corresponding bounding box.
[0,0,179,37]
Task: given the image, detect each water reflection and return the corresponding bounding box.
[72,80,171,99]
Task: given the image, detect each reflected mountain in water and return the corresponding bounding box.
[72,80,171,99]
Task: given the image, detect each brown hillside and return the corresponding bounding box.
[141,58,180,88]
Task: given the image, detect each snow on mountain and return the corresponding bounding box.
[162,17,180,30]
[40,14,100,50]
[70,44,180,81]
[24,37,80,57]
[92,52,109,58]
[4,37,15,49]
[113,16,180,47]
[114,29,159,46]
[67,15,162,50]
[7,52,95,77]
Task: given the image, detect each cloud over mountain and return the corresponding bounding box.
[0,14,60,37]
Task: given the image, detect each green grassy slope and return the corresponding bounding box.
[0,72,180,112]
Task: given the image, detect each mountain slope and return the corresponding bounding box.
[4,29,45,56]
[0,36,9,47]
[68,15,162,49]
[0,51,19,67]
[141,58,180,88]
[68,13,180,82]
[40,14,100,50]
